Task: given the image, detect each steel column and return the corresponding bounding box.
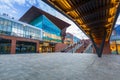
[90,30,107,57]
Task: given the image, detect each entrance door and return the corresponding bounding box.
[0,39,11,54]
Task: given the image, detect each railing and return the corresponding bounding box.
[60,44,72,52]
[75,41,91,53]
[67,43,83,53]
[60,43,83,53]
[83,43,93,53]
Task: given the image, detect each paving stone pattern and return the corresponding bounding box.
[0,53,120,80]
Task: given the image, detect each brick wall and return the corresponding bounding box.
[0,34,39,54]
[55,43,68,52]
[93,41,111,54]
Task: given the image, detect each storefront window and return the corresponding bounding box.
[0,39,11,54]
[16,41,36,53]
[110,40,120,54]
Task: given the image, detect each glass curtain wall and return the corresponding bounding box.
[0,16,42,40]
[0,17,12,35]
[30,15,62,43]
[110,26,120,54]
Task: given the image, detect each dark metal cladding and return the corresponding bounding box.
[19,6,70,30]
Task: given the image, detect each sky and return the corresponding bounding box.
[0,0,119,39]
[115,14,120,27]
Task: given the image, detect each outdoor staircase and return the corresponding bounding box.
[75,41,91,53]
[67,43,83,53]
[83,43,93,53]
[61,42,83,53]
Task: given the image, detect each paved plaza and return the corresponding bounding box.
[0,53,120,80]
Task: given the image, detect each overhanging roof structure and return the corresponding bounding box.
[43,0,120,57]
[19,6,70,30]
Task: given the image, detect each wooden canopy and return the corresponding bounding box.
[43,0,120,57]
[43,0,119,43]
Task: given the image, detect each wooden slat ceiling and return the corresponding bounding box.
[44,0,120,43]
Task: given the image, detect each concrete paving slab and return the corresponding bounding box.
[0,53,120,80]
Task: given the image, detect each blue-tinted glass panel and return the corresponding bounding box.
[115,25,120,35]
[73,36,80,43]
[42,15,61,36]
[30,15,62,43]
[30,15,43,28]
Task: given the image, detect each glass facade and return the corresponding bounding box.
[64,33,73,45]
[110,25,120,54]
[30,15,62,43]
[0,16,42,40]
[16,41,36,53]
[0,14,64,53]
[73,36,80,43]
[0,39,11,54]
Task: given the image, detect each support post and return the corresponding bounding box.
[89,30,107,57]
[11,39,16,54]
[98,31,107,57]
[36,41,40,53]
[115,39,118,54]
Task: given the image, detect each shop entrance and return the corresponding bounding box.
[16,41,36,53]
[0,38,11,54]
[39,42,55,53]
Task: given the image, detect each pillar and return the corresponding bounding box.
[10,39,16,54]
[61,28,67,43]
[102,41,111,54]
[36,41,39,53]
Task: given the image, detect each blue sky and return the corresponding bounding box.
[0,0,119,39]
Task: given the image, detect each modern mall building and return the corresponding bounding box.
[0,6,70,54]
[64,33,80,45]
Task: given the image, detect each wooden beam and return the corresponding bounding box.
[72,3,117,19]
[65,0,94,12]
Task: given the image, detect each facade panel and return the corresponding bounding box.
[30,15,62,43]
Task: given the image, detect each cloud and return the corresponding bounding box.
[14,0,26,5]
[0,1,19,20]
[0,0,26,7]
[26,0,37,6]
[0,0,17,11]
[12,10,17,14]
[116,14,120,24]
[26,4,30,7]
[0,5,10,9]
[66,24,88,39]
